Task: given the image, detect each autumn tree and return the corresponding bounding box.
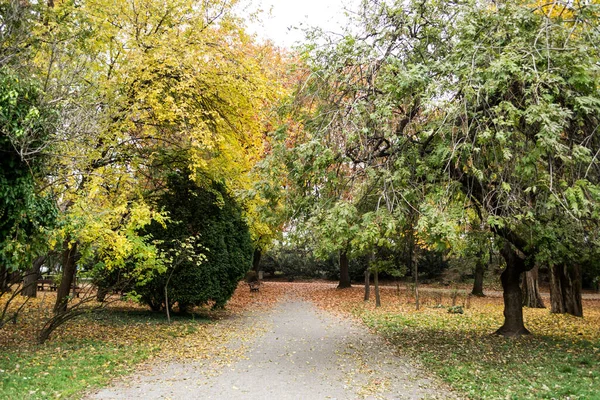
[431,0,600,327]
[287,0,599,336]
[19,0,283,316]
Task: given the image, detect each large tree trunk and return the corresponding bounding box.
[337,251,351,289]
[550,263,583,317]
[364,269,370,301]
[0,265,9,292]
[496,242,530,337]
[522,264,545,308]
[471,255,486,297]
[54,241,78,314]
[252,248,262,272]
[22,256,46,298]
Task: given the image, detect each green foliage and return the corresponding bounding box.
[429,0,600,261]
[0,68,58,271]
[447,305,464,314]
[137,172,253,311]
[262,244,339,279]
[286,0,600,319]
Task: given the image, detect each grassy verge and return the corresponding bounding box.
[361,308,600,400]
[0,339,151,399]
[0,300,214,399]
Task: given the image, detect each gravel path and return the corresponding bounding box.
[87,299,457,399]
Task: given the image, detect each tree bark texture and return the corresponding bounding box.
[364,269,370,301]
[96,287,109,303]
[522,264,545,308]
[496,242,530,337]
[414,258,420,311]
[337,251,351,288]
[374,269,381,307]
[0,265,8,292]
[252,248,262,272]
[22,256,46,298]
[54,241,78,314]
[471,256,485,297]
[550,263,583,317]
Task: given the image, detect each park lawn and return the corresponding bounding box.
[0,339,152,400]
[295,283,600,400]
[0,305,215,400]
[362,308,600,400]
[2,282,598,399]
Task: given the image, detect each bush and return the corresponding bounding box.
[138,172,252,311]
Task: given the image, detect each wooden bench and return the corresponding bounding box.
[37,279,57,291]
[248,281,260,292]
[37,280,82,297]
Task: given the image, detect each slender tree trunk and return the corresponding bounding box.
[374,269,381,307]
[522,265,545,308]
[22,256,46,298]
[550,263,583,317]
[165,268,176,323]
[71,267,78,298]
[496,242,530,337]
[164,285,171,323]
[471,256,486,297]
[414,258,420,311]
[54,241,78,314]
[337,251,351,289]
[364,269,370,301]
[252,248,262,272]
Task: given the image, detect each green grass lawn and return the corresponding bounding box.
[361,309,600,400]
[0,309,212,400]
[0,340,151,400]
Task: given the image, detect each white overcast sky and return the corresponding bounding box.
[243,0,359,48]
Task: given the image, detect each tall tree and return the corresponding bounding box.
[288,0,600,336]
[21,0,284,313]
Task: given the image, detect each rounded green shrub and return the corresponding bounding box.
[139,172,252,311]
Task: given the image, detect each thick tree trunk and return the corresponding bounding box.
[550,263,583,317]
[471,256,485,297]
[96,287,109,303]
[364,269,370,301]
[374,269,381,307]
[337,251,351,289]
[22,256,46,298]
[54,241,78,314]
[496,242,530,337]
[522,265,545,308]
[0,265,8,292]
[252,248,262,272]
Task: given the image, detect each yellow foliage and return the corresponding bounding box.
[27,0,288,276]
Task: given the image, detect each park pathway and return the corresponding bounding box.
[87,298,457,399]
